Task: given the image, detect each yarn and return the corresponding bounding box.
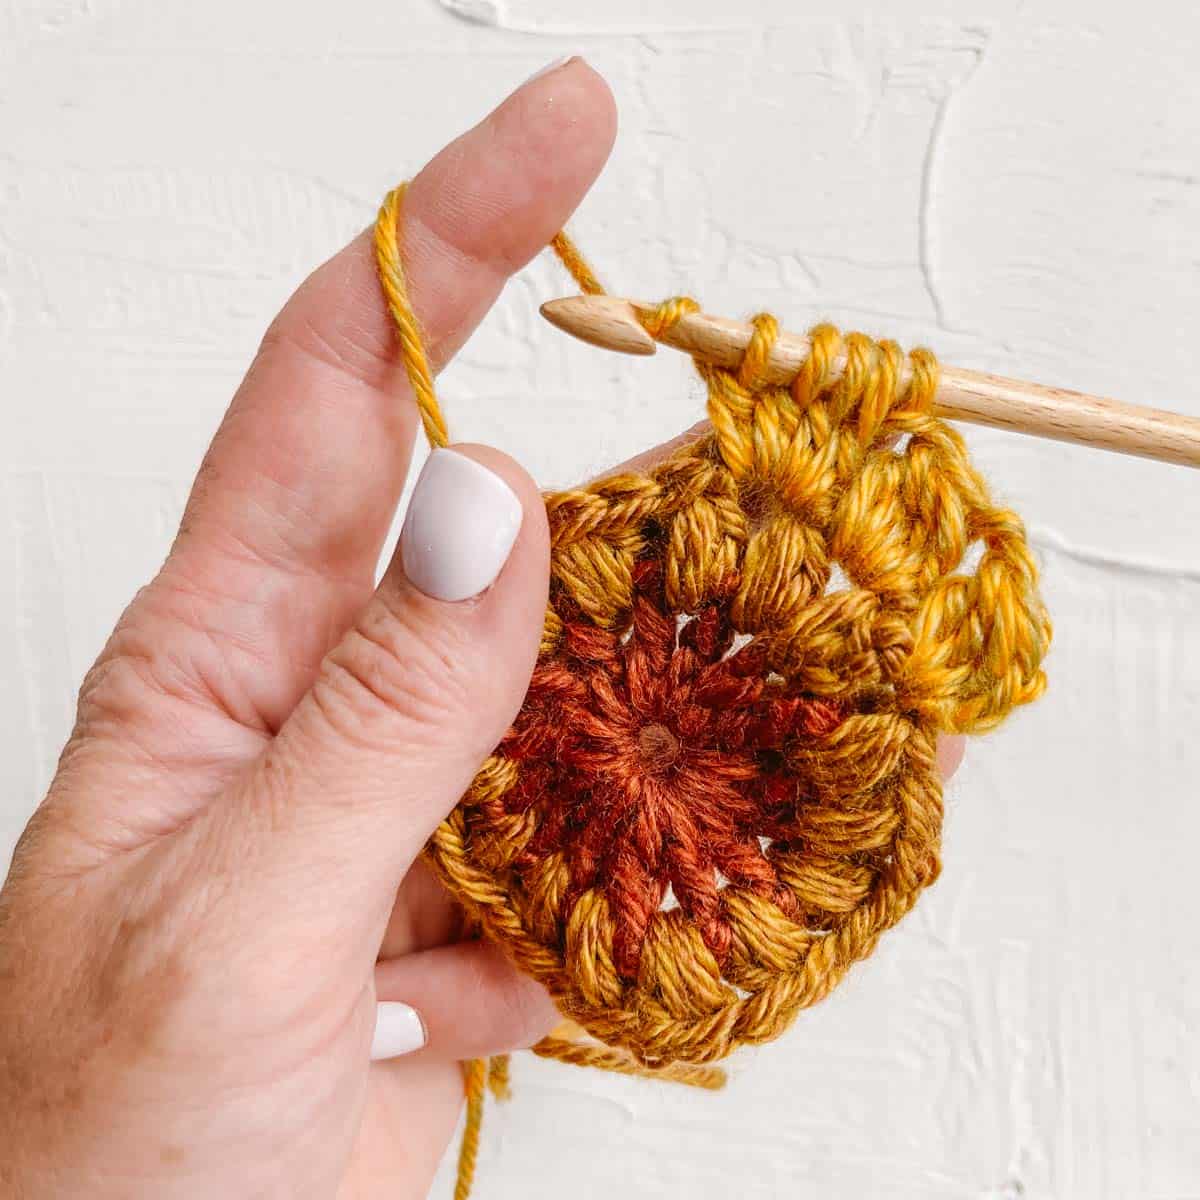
[373,183,1051,1189]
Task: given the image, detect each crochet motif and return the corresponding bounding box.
[375,184,1051,1083]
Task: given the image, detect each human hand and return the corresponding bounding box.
[0,58,617,1200]
[0,54,969,1200]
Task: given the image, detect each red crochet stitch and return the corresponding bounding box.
[499,561,841,978]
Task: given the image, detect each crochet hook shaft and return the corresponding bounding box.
[541,295,1200,469]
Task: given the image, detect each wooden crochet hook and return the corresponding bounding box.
[541,295,1200,469]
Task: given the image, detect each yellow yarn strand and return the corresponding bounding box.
[454,1058,487,1200]
[373,184,449,449]
[549,229,605,295]
[532,1036,726,1090]
[486,1053,511,1101]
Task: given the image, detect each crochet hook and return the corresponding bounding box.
[540,295,1200,469]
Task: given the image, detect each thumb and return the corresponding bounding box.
[209,442,547,937]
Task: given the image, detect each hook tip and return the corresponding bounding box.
[540,295,658,357]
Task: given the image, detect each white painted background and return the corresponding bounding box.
[3,1,1198,1197]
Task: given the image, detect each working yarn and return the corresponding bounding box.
[374,184,1051,1188]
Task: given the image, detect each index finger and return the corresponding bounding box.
[144,59,617,734]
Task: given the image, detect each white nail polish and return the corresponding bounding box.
[370,1001,427,1060]
[524,54,577,86]
[400,449,522,602]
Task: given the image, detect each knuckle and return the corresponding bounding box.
[75,648,159,734]
[72,590,212,743]
[257,301,398,395]
[67,651,172,776]
[309,591,487,753]
[71,640,207,772]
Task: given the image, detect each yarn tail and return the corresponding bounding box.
[453,1055,512,1200]
[549,230,605,296]
[452,1037,723,1198]
[532,1034,726,1090]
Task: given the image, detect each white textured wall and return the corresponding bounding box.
[3,2,1199,1197]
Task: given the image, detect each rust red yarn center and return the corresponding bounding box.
[637,722,680,772]
[500,562,842,978]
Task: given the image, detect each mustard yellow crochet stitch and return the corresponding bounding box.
[372,183,1051,1185]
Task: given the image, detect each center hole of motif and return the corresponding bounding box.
[638,722,680,772]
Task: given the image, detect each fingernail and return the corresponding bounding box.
[400,449,522,602]
[524,54,578,86]
[370,1001,427,1060]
